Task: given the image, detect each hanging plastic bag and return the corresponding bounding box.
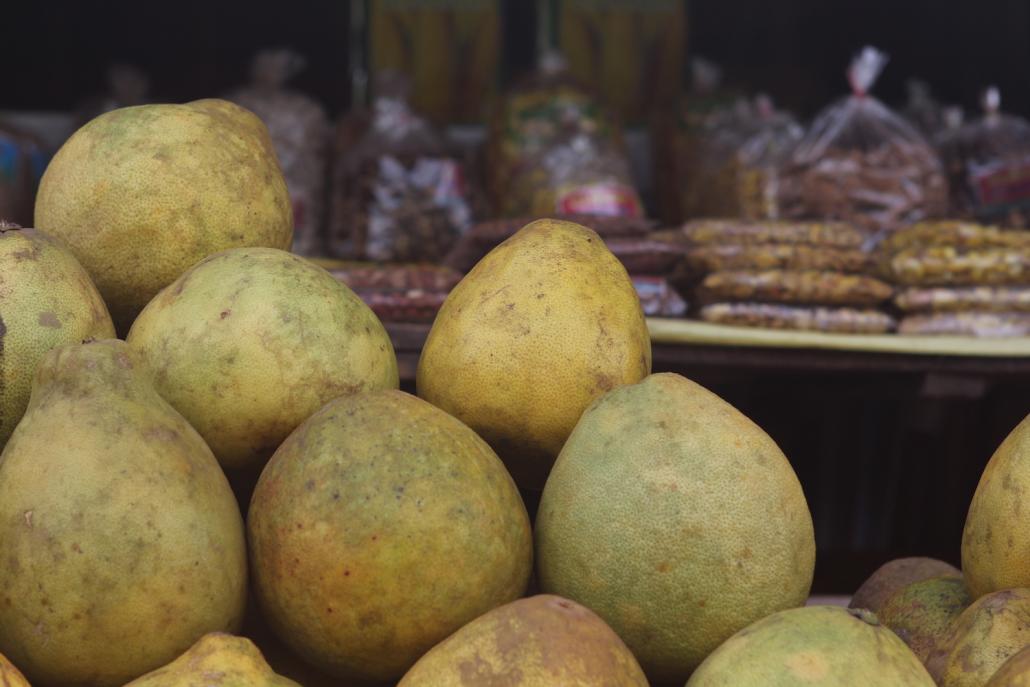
[328,70,472,262]
[228,49,331,255]
[938,87,1030,226]
[778,46,948,234]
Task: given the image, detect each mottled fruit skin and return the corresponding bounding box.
[0,340,247,687]
[926,588,1030,687]
[987,646,1030,687]
[398,595,648,687]
[686,606,935,686]
[535,373,815,683]
[417,219,651,489]
[248,390,533,682]
[850,557,961,614]
[0,653,30,687]
[879,576,972,664]
[0,225,115,448]
[963,415,1030,598]
[127,248,398,471]
[34,99,292,330]
[124,633,299,687]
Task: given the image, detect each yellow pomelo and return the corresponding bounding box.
[34,100,292,330]
[536,372,815,683]
[0,223,114,448]
[417,218,650,489]
[124,633,298,687]
[962,415,1030,598]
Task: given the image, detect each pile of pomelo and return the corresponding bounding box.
[0,99,1026,687]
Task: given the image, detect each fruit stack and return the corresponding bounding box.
[661,218,897,333]
[880,221,1030,336]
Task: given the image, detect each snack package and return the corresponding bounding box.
[677,98,755,220]
[328,71,472,263]
[684,243,872,275]
[885,245,1030,287]
[878,220,1030,254]
[697,270,894,306]
[895,286,1030,313]
[700,302,895,334]
[735,95,805,219]
[678,219,866,248]
[899,312,1030,337]
[605,238,686,275]
[633,276,688,318]
[938,87,1030,225]
[329,263,462,323]
[778,47,948,233]
[228,49,330,255]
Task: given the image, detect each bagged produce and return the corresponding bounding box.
[329,71,472,262]
[938,87,1030,225]
[678,219,866,248]
[228,49,330,255]
[697,270,894,306]
[895,286,1030,313]
[778,47,947,233]
[700,302,895,334]
[684,243,872,275]
[886,245,1030,287]
[899,312,1030,337]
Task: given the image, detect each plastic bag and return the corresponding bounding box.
[328,71,472,262]
[735,95,805,219]
[899,312,1030,337]
[229,49,331,256]
[698,270,894,306]
[778,47,948,233]
[684,243,872,275]
[700,302,895,334]
[678,219,866,248]
[885,245,1030,287]
[895,286,1030,313]
[938,87,1030,225]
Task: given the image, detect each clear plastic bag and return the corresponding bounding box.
[895,286,1030,313]
[778,47,948,233]
[899,312,1030,337]
[228,49,331,255]
[700,302,895,334]
[938,87,1030,225]
[697,270,894,306]
[328,71,472,262]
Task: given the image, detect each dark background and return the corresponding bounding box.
[6,1,1030,120]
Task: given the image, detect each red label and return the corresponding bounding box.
[970,156,1030,217]
[556,182,643,217]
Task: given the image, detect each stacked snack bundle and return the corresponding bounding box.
[327,70,473,264]
[659,219,896,333]
[326,262,462,324]
[880,221,1030,336]
[488,53,644,221]
[778,47,948,234]
[937,87,1030,227]
[228,49,331,256]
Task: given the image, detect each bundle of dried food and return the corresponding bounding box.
[684,243,872,276]
[886,245,1030,287]
[937,87,1030,225]
[697,270,893,307]
[895,286,1030,313]
[329,262,463,323]
[228,49,331,255]
[674,218,867,248]
[777,47,948,233]
[633,276,688,318]
[877,220,1030,254]
[899,312,1030,337]
[678,95,803,221]
[700,302,896,334]
[328,71,472,263]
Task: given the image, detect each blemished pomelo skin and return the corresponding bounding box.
[124,633,300,687]
[247,390,533,683]
[850,557,962,615]
[0,223,115,448]
[34,99,292,331]
[926,588,1030,687]
[962,414,1030,598]
[127,247,398,472]
[0,340,247,687]
[535,372,815,684]
[878,576,972,664]
[417,218,651,489]
[987,646,1030,687]
[397,595,649,687]
[686,606,936,686]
